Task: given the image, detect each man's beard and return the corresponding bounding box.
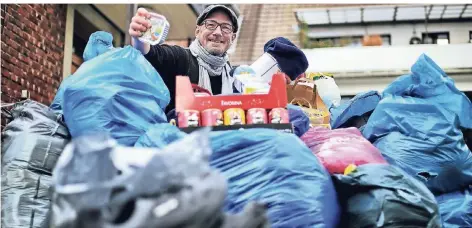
[205,46,225,56]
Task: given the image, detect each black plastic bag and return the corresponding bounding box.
[1,161,53,228]
[2,133,68,175]
[1,100,70,228]
[2,100,70,174]
[2,100,69,147]
[333,164,441,228]
[51,130,269,228]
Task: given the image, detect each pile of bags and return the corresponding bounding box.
[50,130,269,228]
[1,32,343,227]
[3,31,471,228]
[319,53,472,227]
[363,54,472,194]
[300,126,442,227]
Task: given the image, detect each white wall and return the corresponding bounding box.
[308,22,472,45]
[303,43,472,72]
[335,73,472,96]
[302,44,472,95]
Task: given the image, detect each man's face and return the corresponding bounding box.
[196,10,236,56]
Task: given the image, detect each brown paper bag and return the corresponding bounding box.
[290,97,330,125]
[286,78,317,108]
[287,78,331,127]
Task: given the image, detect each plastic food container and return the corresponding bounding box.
[139,13,170,45]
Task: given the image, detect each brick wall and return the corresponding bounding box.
[1,4,67,127]
[231,4,318,65]
[230,4,263,66]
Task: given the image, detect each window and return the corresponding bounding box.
[72,11,100,74]
[422,32,450,45]
[309,34,391,48]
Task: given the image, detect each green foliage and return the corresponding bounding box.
[298,21,356,49]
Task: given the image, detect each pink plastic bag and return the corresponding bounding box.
[301,127,387,174]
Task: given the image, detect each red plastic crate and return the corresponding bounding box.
[175,73,288,112]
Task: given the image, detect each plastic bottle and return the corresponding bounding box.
[314,75,341,110]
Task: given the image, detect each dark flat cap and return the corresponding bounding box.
[196,5,239,33]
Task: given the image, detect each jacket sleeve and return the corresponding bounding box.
[144,44,189,77]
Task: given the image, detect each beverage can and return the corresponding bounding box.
[223,108,246,125]
[269,108,289,124]
[202,109,224,126]
[247,108,268,124]
[178,110,200,127]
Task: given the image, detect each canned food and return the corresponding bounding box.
[247,108,268,124]
[269,108,289,124]
[202,109,224,126]
[178,110,200,127]
[224,108,246,125]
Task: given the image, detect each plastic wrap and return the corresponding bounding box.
[301,127,387,174]
[2,133,67,175]
[134,123,186,148]
[330,90,381,129]
[287,104,310,137]
[2,100,70,150]
[209,129,340,228]
[363,54,472,194]
[436,185,472,227]
[1,161,53,228]
[333,164,441,228]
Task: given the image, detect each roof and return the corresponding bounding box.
[296,4,472,26]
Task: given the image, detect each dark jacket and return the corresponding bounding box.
[144,44,223,112]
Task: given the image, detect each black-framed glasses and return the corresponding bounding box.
[201,20,234,34]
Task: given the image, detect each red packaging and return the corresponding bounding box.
[269,108,289,124]
[178,110,200,127]
[247,108,268,124]
[202,109,224,126]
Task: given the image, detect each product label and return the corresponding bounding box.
[221,100,242,106]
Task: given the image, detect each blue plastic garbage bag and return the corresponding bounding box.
[83,31,114,62]
[330,90,381,129]
[363,54,472,194]
[287,104,310,137]
[54,32,170,146]
[134,123,187,148]
[209,129,340,228]
[436,185,472,227]
[51,31,115,114]
[333,164,441,228]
